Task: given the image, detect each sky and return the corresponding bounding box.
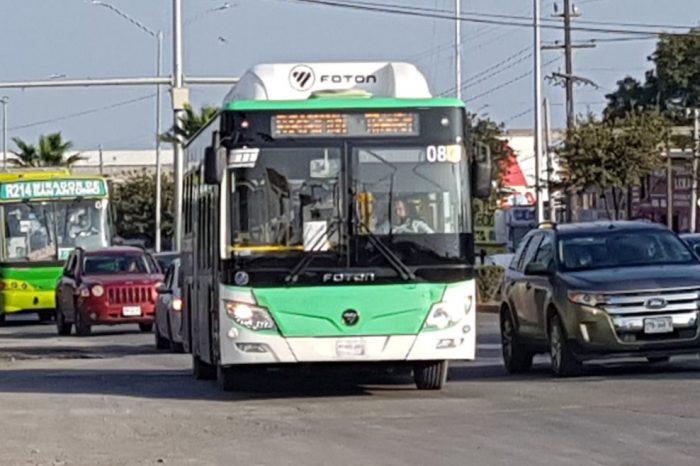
[0,0,699,151]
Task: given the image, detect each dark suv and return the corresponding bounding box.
[500,221,700,376]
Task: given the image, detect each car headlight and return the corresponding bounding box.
[567,291,607,307]
[224,300,277,331]
[91,285,104,297]
[424,295,473,330]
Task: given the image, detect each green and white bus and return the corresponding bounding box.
[182,62,491,390]
[0,169,112,324]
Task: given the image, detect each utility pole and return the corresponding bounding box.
[563,0,574,130]
[691,108,700,232]
[667,149,674,230]
[1,96,7,170]
[98,144,104,175]
[455,0,462,101]
[534,0,545,223]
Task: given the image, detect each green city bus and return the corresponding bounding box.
[182,62,491,390]
[0,169,112,324]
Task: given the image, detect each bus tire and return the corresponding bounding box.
[193,354,216,380]
[56,309,72,336]
[75,310,92,336]
[413,360,448,390]
[217,365,238,392]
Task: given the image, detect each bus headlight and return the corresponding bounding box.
[424,285,474,330]
[224,300,277,331]
[91,285,104,297]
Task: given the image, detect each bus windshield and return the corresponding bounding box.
[232,147,342,255]
[230,144,470,264]
[1,199,110,262]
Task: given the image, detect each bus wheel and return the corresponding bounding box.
[75,310,92,336]
[193,354,216,380]
[56,309,72,336]
[217,365,238,392]
[413,360,448,390]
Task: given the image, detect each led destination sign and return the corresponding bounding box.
[271,112,419,138]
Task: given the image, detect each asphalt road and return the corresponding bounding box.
[1,313,700,466]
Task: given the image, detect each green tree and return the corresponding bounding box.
[10,132,83,167]
[160,103,218,143]
[604,28,700,120]
[111,170,174,247]
[559,110,670,219]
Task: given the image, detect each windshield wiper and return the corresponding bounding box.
[356,216,415,281]
[284,220,341,285]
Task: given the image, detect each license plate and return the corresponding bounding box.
[644,316,673,334]
[336,338,366,357]
[122,306,142,317]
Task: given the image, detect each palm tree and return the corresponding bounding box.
[160,103,218,144]
[10,132,83,167]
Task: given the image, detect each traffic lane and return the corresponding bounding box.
[2,356,700,465]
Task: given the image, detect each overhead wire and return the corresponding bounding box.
[287,0,698,37]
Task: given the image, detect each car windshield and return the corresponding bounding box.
[559,230,696,271]
[83,254,154,275]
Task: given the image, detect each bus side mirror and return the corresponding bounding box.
[204,146,227,185]
[472,141,492,200]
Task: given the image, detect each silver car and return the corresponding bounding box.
[154,258,184,352]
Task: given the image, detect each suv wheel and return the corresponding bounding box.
[193,353,216,380]
[74,308,92,336]
[500,309,534,373]
[56,307,72,336]
[154,321,169,350]
[549,314,581,377]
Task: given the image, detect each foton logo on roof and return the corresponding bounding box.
[289,65,315,91]
[320,74,377,85]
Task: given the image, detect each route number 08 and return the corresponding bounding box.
[426,145,461,163]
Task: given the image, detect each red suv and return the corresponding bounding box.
[55,247,163,336]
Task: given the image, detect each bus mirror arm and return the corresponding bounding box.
[204,146,227,185]
[471,141,492,200]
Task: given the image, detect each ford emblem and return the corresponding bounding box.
[645,298,667,310]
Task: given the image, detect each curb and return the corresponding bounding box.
[477,303,500,314]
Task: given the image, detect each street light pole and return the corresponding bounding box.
[455,0,462,101]
[534,0,545,223]
[92,1,165,251]
[173,0,186,252]
[155,31,163,252]
[1,97,7,170]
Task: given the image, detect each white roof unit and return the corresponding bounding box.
[224,62,433,103]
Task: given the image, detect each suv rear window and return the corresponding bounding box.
[559,230,696,271]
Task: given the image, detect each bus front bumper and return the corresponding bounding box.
[0,289,56,314]
[219,319,476,366]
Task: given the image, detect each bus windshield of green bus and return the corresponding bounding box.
[1,199,110,262]
[232,147,342,255]
[230,145,468,259]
